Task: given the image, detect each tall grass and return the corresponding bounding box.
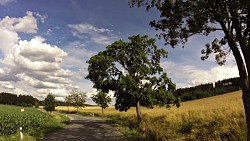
[57,91,246,141]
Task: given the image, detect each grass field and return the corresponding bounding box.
[0,105,69,141]
[57,90,246,141]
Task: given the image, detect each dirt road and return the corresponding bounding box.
[39,114,127,141]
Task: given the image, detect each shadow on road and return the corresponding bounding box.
[39,114,127,141]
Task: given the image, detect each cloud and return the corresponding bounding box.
[161,61,239,88]
[0,0,14,5]
[34,12,47,23]
[0,12,77,100]
[0,81,14,89]
[60,40,98,81]
[68,23,117,45]
[66,41,95,58]
[37,88,69,101]
[3,37,67,71]
[44,29,53,35]
[0,28,19,54]
[0,11,38,33]
[0,68,4,74]
[1,37,75,96]
[92,36,114,45]
[68,23,111,34]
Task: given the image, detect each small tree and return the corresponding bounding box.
[34,101,39,108]
[69,89,87,113]
[91,91,111,114]
[86,35,180,125]
[65,95,72,113]
[44,93,56,112]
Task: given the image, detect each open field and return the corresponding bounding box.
[0,105,69,141]
[57,90,244,117]
[57,90,246,140]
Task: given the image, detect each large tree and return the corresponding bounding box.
[130,0,250,139]
[86,35,179,124]
[44,93,56,112]
[91,91,111,114]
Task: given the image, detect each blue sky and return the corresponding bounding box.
[0,0,239,103]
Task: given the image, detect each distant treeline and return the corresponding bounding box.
[0,92,39,107]
[177,77,241,101]
[0,92,74,107]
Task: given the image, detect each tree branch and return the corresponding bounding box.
[205,27,223,31]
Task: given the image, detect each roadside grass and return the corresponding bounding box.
[57,90,246,141]
[29,111,70,139]
[0,105,70,141]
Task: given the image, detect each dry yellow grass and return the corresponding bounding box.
[56,91,246,140]
[57,90,244,117]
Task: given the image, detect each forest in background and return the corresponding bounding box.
[178,77,241,101]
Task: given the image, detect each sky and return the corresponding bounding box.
[0,0,239,103]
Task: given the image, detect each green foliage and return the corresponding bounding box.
[129,0,250,93]
[0,104,70,140]
[67,89,87,112]
[0,92,38,107]
[129,0,249,63]
[91,91,111,114]
[34,101,39,108]
[0,105,50,136]
[178,77,241,101]
[44,93,56,112]
[86,34,179,123]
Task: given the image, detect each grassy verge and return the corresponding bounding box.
[29,111,70,140]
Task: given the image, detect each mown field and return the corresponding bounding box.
[57,90,246,141]
[0,105,69,141]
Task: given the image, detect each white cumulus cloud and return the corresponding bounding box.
[0,11,38,33]
[0,12,78,100]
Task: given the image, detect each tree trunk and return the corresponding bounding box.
[243,87,250,141]
[219,20,250,140]
[234,55,249,141]
[136,100,142,125]
[244,52,250,140]
[102,107,104,114]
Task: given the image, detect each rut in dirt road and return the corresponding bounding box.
[39,114,127,141]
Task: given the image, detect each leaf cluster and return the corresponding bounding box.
[44,93,56,112]
[130,0,250,65]
[91,91,111,109]
[66,89,87,109]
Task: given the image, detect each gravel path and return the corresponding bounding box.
[39,114,127,141]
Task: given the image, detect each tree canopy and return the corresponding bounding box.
[67,89,87,113]
[129,0,250,139]
[0,92,38,107]
[91,91,111,114]
[44,93,56,112]
[86,35,180,124]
